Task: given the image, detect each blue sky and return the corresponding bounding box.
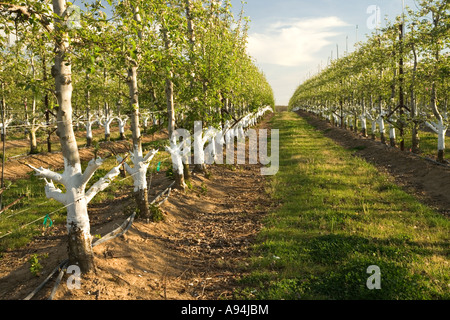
[230,0,419,105]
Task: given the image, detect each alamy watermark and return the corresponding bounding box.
[367,5,381,30]
[366,265,381,290]
[66,265,81,290]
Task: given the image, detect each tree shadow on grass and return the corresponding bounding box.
[246,233,448,300]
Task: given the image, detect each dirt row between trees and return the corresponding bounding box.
[0,116,275,300]
[297,110,450,217]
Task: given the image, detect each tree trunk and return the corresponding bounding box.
[29,128,39,154]
[45,110,53,152]
[410,39,420,154]
[361,119,367,137]
[411,123,420,154]
[53,0,94,273]
[134,188,150,220]
[360,102,367,137]
[378,116,386,144]
[86,109,92,147]
[42,53,53,153]
[166,74,185,190]
[127,64,153,219]
[104,118,111,142]
[389,124,396,147]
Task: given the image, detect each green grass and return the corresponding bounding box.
[236,112,449,300]
[0,171,66,252]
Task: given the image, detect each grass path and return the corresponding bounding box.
[238,112,449,300]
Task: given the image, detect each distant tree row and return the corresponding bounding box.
[289,0,449,162]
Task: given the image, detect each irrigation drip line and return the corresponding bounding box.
[150,181,175,206]
[0,200,70,240]
[92,212,136,248]
[23,259,69,300]
[48,260,69,301]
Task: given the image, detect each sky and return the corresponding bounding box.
[229,0,420,105]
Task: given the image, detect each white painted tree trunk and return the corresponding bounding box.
[429,83,448,162]
[426,119,447,162]
[378,115,385,144]
[360,116,367,136]
[125,3,157,217]
[166,136,186,188]
[389,122,396,147]
[371,120,377,139]
[85,121,93,142]
[117,116,128,140]
[28,0,123,273]
[0,118,11,142]
[101,115,113,141]
[437,124,446,157]
[118,148,158,194]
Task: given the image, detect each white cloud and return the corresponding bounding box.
[248,16,350,67]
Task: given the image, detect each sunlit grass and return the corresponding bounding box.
[236,112,449,300]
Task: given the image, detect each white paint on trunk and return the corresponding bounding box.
[85,121,93,140]
[117,116,128,134]
[85,164,122,203]
[166,140,184,176]
[360,116,367,131]
[32,155,124,238]
[0,118,12,135]
[204,126,220,165]
[372,120,377,135]
[438,127,446,152]
[118,148,158,192]
[389,124,396,140]
[426,119,447,152]
[104,122,111,136]
[378,116,385,134]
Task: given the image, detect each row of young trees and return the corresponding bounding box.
[289,0,449,162]
[0,0,274,273]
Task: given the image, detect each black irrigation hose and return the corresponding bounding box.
[48,260,69,301]
[23,214,137,300]
[92,212,136,248]
[23,259,69,300]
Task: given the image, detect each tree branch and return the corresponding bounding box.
[85,164,122,204]
[143,149,159,164]
[44,179,67,204]
[425,121,439,134]
[80,157,104,187]
[0,2,53,34]
[27,163,64,185]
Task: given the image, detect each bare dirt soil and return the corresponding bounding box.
[297,110,450,217]
[0,117,275,300]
